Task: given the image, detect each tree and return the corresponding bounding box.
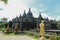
[1,17,7,22]
[0,0,8,4]
[0,17,8,31]
[57,20,60,29]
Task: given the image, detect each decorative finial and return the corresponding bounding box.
[47,17,48,20]
[39,12,41,15]
[29,8,31,12]
[19,14,21,18]
[20,14,21,16]
[39,12,42,17]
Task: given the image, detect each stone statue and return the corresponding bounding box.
[6,23,10,33]
[14,23,19,33]
[39,20,45,40]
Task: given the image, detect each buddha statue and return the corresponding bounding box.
[39,20,45,40]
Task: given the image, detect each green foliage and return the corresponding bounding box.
[57,20,60,29]
[2,28,6,31]
[1,0,8,4]
[49,35,56,40]
[3,32,20,36]
[49,34,60,40]
[0,17,8,31]
[1,17,7,22]
[56,36,60,40]
[0,21,5,31]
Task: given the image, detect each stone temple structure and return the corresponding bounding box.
[5,8,58,31]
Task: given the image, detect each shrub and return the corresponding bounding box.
[49,34,60,40]
[49,35,55,40]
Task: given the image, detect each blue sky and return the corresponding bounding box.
[28,0,60,17]
[0,0,60,21]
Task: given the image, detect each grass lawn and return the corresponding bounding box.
[25,34,38,40]
[2,33,20,36]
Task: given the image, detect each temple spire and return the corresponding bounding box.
[22,10,26,17]
[19,14,21,18]
[29,8,31,12]
[38,12,43,20]
[39,12,42,17]
[24,10,26,13]
[47,17,48,20]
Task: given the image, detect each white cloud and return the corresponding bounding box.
[0,0,59,21]
[0,0,30,21]
[0,1,5,10]
[0,0,37,21]
[56,16,60,21]
[41,13,54,20]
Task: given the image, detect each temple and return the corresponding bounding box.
[5,8,58,31]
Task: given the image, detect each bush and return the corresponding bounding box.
[49,35,55,40]
[49,34,60,40]
[55,36,60,40]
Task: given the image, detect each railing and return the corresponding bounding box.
[46,30,60,32]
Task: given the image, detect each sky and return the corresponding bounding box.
[0,0,60,21]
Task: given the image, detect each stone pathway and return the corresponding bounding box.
[0,35,35,40]
[0,31,3,36]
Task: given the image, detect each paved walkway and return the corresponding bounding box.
[0,36,35,40]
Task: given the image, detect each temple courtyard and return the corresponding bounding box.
[0,35,36,40]
[0,31,36,40]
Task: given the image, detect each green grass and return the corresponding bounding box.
[24,34,38,40]
[0,26,5,31]
[2,33,20,36]
[23,31,38,40]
